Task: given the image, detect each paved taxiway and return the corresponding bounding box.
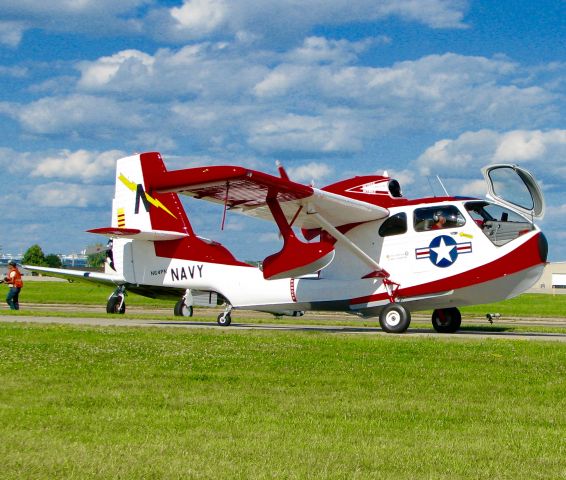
[2,307,566,342]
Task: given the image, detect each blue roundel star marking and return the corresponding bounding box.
[429,235,458,268]
[415,235,472,267]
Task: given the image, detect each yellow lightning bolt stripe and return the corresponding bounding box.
[119,173,137,191]
[118,173,177,219]
[145,193,177,219]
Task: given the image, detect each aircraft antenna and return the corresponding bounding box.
[426,176,437,197]
[436,175,449,196]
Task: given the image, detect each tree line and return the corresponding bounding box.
[20,244,106,268]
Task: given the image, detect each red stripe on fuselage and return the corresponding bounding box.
[350,233,544,306]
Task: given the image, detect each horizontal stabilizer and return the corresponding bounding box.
[87,227,189,241]
[23,265,125,286]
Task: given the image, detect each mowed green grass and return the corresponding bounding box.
[19,280,166,307]
[0,322,564,479]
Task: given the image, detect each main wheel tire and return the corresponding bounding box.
[379,303,411,333]
[217,312,232,327]
[107,295,126,314]
[431,307,462,333]
[174,299,193,317]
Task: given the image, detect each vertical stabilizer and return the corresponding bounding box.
[109,152,247,266]
[112,152,194,235]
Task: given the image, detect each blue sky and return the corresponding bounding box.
[0,0,564,261]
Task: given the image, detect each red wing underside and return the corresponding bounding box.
[152,166,313,209]
[149,165,389,279]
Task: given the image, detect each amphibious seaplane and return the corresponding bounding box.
[26,152,548,333]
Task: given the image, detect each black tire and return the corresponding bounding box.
[379,303,411,333]
[431,307,462,333]
[107,295,125,314]
[174,299,193,317]
[217,312,232,327]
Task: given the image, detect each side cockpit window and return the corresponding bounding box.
[414,206,466,232]
[379,213,407,237]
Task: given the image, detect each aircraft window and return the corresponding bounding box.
[414,206,466,232]
[465,201,534,246]
[488,167,534,211]
[379,213,407,237]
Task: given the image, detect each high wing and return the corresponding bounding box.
[24,265,125,287]
[149,165,391,280]
[150,165,390,230]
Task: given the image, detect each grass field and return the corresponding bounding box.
[0,322,565,479]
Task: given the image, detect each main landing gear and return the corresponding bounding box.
[378,276,412,334]
[379,303,411,333]
[431,307,462,333]
[107,286,126,314]
[377,304,463,334]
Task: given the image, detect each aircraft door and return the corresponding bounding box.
[482,164,545,219]
[377,212,412,270]
[121,240,137,284]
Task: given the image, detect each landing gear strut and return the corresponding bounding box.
[431,307,462,333]
[107,286,126,314]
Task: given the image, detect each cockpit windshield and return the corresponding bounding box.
[465,201,534,246]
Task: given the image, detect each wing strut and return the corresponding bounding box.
[310,212,400,301]
[309,212,384,274]
[221,181,230,230]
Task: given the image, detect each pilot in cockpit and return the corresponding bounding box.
[431,211,446,230]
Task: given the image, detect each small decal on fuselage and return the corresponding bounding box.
[415,235,472,268]
[150,269,167,276]
[386,251,409,261]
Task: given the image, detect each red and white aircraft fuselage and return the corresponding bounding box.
[27,152,548,333]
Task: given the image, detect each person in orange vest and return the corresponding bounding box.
[3,261,24,310]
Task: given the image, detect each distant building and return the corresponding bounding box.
[59,254,89,268]
[529,262,566,293]
[0,254,23,270]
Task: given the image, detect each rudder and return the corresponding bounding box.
[112,152,194,235]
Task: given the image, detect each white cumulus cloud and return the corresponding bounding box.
[287,162,333,183]
[416,129,566,178]
[157,0,468,43]
[31,149,127,181]
[27,183,111,208]
[248,112,365,153]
